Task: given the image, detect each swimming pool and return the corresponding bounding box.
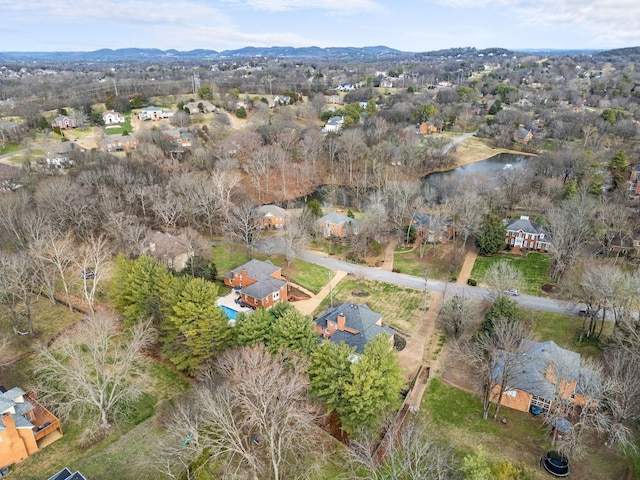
[219,305,240,321]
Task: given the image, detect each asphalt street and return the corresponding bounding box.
[254,238,584,317]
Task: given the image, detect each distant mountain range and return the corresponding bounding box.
[0,45,636,63]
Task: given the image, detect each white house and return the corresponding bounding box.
[138,106,174,121]
[102,110,126,124]
[322,116,345,134]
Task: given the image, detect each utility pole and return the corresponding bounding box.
[422,267,429,311]
[112,77,118,97]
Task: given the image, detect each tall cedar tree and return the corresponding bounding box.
[475,215,506,255]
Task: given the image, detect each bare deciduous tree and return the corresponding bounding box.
[224,202,262,258]
[483,260,524,299]
[75,234,113,313]
[153,345,321,480]
[437,295,478,339]
[34,314,153,434]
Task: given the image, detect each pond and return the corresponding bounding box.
[285,152,532,209]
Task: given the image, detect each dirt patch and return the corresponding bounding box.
[288,285,311,302]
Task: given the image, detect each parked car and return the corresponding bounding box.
[81,270,95,280]
[504,289,519,296]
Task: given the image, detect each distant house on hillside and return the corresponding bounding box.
[142,231,193,271]
[138,106,173,121]
[322,116,344,134]
[314,303,394,354]
[50,115,76,130]
[316,212,361,238]
[256,204,289,229]
[183,100,216,114]
[102,110,126,124]
[101,134,138,152]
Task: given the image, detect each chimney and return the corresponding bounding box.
[337,314,346,331]
[241,268,247,278]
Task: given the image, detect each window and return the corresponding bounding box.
[273,290,280,300]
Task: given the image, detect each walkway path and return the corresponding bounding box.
[379,238,398,271]
[292,270,348,316]
[456,247,478,286]
[397,294,442,382]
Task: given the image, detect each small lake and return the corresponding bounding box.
[286,152,532,208]
[424,152,530,183]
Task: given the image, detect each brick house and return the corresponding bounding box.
[223,259,287,309]
[0,387,62,469]
[514,127,533,144]
[504,216,550,252]
[314,303,394,354]
[628,166,640,196]
[50,115,76,130]
[316,212,361,238]
[410,213,453,244]
[162,129,193,148]
[102,134,138,152]
[491,340,599,414]
[256,204,289,229]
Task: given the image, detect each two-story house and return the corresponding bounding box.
[314,303,394,354]
[491,340,599,414]
[316,212,361,238]
[322,116,345,134]
[0,387,62,469]
[256,204,289,229]
[223,259,287,309]
[410,213,453,244]
[504,216,551,253]
[102,110,126,125]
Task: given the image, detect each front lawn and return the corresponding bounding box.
[103,115,133,135]
[0,143,23,156]
[209,241,330,293]
[523,309,612,359]
[393,243,462,280]
[421,378,630,479]
[470,252,551,295]
[313,277,424,332]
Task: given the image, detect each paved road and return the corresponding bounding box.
[443,130,477,154]
[255,238,582,317]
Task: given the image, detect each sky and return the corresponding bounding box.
[1,0,639,53]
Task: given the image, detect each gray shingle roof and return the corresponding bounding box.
[317,212,361,228]
[504,217,548,236]
[224,259,280,281]
[241,276,287,300]
[47,468,89,480]
[315,303,394,354]
[493,340,582,401]
[12,413,34,428]
[257,204,288,218]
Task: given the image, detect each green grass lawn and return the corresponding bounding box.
[522,309,611,359]
[0,143,23,156]
[9,359,190,480]
[209,241,330,293]
[103,115,133,135]
[421,378,630,479]
[470,252,551,295]
[313,277,424,333]
[392,243,460,280]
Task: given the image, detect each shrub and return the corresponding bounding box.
[467,278,477,286]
